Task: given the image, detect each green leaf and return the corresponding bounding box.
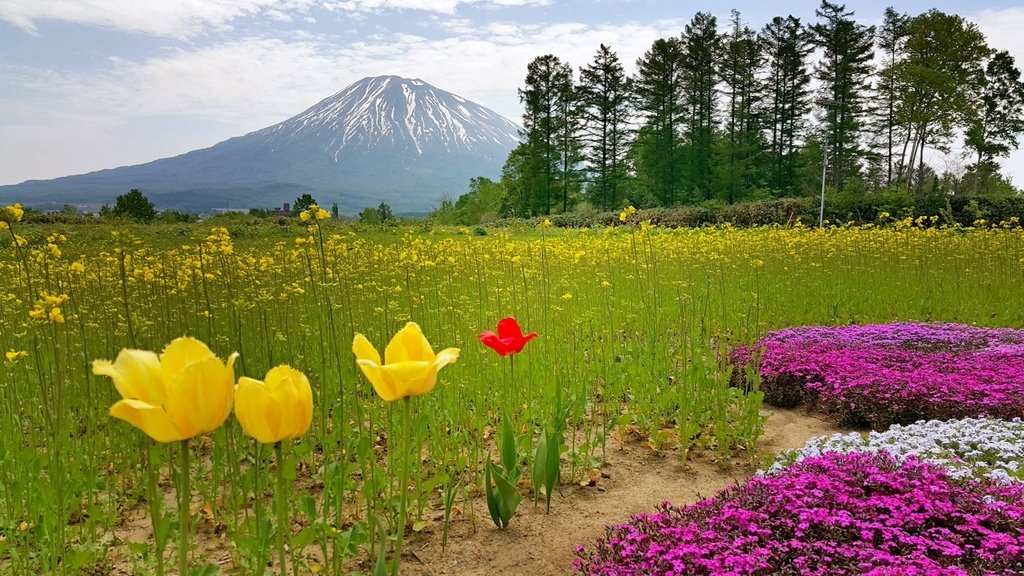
[492,462,522,528]
[500,412,518,480]
[300,494,317,520]
[544,426,562,513]
[531,430,549,503]
[484,459,503,529]
[190,564,219,576]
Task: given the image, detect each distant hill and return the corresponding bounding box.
[0,76,522,213]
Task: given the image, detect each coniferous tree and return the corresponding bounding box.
[873,7,911,186]
[811,1,875,192]
[761,16,813,195]
[578,44,633,210]
[716,10,764,203]
[681,12,722,201]
[965,50,1024,194]
[557,69,584,213]
[632,38,685,206]
[519,55,574,215]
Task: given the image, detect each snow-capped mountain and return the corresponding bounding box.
[0,76,522,213]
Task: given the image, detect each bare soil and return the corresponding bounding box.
[107,406,841,575]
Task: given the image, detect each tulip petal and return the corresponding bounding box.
[478,331,509,355]
[159,337,215,386]
[385,322,434,364]
[433,347,461,371]
[93,349,165,405]
[357,359,399,402]
[496,317,524,339]
[110,399,183,443]
[165,356,233,438]
[265,365,311,439]
[236,377,281,443]
[381,360,433,398]
[353,333,382,365]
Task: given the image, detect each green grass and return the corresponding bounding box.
[0,217,1022,574]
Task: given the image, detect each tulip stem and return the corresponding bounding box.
[392,397,413,576]
[177,439,191,576]
[254,442,266,576]
[275,441,289,576]
[146,440,166,576]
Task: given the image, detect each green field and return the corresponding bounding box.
[1,214,1023,574]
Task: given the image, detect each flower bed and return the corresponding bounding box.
[734,322,1024,427]
[763,417,1024,483]
[574,452,1024,576]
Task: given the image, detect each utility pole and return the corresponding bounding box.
[819,150,828,228]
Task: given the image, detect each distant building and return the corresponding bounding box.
[272,203,291,217]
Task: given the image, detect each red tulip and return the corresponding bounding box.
[478,317,537,356]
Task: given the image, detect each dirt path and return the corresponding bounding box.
[400,406,841,576]
[105,406,841,575]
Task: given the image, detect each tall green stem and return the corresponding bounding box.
[177,439,191,576]
[254,442,266,576]
[146,440,166,576]
[274,441,289,576]
[391,397,413,576]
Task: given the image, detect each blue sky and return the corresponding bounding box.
[2,0,1024,187]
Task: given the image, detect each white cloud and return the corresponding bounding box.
[322,0,547,15]
[1,18,688,183]
[0,0,316,39]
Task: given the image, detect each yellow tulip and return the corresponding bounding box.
[235,365,313,444]
[92,337,237,442]
[353,322,459,402]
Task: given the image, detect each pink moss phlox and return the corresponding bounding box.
[735,322,1024,427]
[574,452,1024,575]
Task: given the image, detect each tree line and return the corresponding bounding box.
[446,2,1024,223]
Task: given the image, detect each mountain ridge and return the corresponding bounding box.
[0,76,522,213]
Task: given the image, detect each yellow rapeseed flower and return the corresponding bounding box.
[1,203,24,222]
[92,337,238,442]
[352,322,459,402]
[5,350,28,362]
[235,365,313,444]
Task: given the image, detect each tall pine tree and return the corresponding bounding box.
[519,55,574,215]
[681,12,721,201]
[873,7,911,186]
[632,38,685,206]
[715,10,764,203]
[578,44,633,210]
[761,16,813,195]
[811,1,875,192]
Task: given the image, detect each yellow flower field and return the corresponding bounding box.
[1,209,1023,574]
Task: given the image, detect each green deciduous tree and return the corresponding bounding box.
[112,189,156,222]
[893,10,990,192]
[965,50,1024,194]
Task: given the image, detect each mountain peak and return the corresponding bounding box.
[1,75,522,213]
[256,75,520,158]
